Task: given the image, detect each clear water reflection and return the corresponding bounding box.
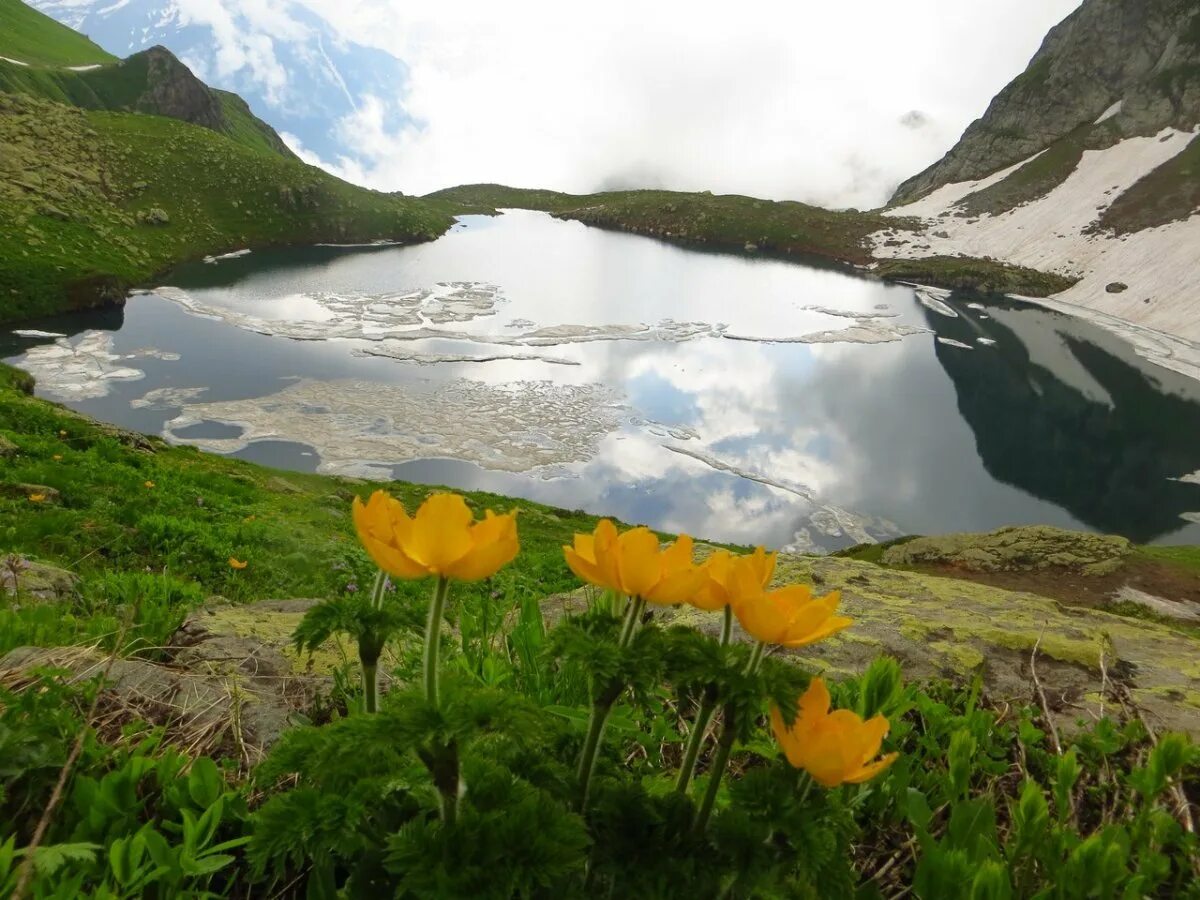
[4,210,1200,550]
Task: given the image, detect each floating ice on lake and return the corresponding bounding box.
[937,337,974,350]
[976,338,997,346]
[162,377,630,477]
[203,249,252,264]
[15,332,177,400]
[12,330,66,338]
[915,290,959,318]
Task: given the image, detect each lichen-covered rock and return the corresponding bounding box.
[879,526,1131,575]
[1,559,79,601]
[542,552,1200,736]
[172,598,356,680]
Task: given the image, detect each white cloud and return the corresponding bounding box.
[288,0,1082,207]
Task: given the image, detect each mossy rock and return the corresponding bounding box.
[542,552,1200,735]
[172,598,357,680]
[1,558,79,601]
[879,526,1131,575]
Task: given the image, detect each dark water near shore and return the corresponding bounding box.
[5,211,1200,550]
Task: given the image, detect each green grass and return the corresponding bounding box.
[427,183,916,265]
[873,255,1078,297]
[0,92,454,322]
[0,0,115,67]
[0,47,294,159]
[0,361,612,652]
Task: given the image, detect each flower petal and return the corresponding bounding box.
[408,493,475,572]
[592,520,624,593]
[444,510,519,581]
[845,753,899,785]
[770,704,805,768]
[616,527,662,598]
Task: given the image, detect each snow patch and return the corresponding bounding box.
[874,128,1200,348]
[0,56,30,67]
[1094,100,1123,125]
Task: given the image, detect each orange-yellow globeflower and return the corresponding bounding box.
[229,557,248,570]
[353,490,518,582]
[729,563,851,649]
[28,493,46,504]
[563,520,704,605]
[771,677,898,787]
[692,546,777,611]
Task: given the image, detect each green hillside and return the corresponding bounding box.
[0,1,455,324]
[0,92,453,322]
[0,0,115,67]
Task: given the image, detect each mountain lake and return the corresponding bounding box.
[5,210,1200,551]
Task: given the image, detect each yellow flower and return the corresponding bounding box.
[771,678,898,787]
[58,430,67,437]
[28,493,46,503]
[52,454,63,461]
[729,564,851,648]
[352,490,518,581]
[692,546,777,611]
[563,520,704,605]
[229,557,248,570]
[144,481,155,489]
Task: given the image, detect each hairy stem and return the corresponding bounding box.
[361,660,378,714]
[424,576,450,708]
[675,693,717,794]
[744,639,767,676]
[369,568,388,610]
[720,603,733,647]
[576,695,616,812]
[576,594,644,812]
[694,703,737,834]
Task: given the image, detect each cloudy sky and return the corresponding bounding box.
[280,0,1083,208]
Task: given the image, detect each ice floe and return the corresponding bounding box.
[203,249,252,264]
[802,305,899,319]
[151,284,929,351]
[12,330,66,338]
[664,444,902,553]
[724,320,930,345]
[1170,470,1200,486]
[1180,512,1200,524]
[353,345,580,366]
[15,331,178,400]
[914,289,959,318]
[131,386,211,410]
[976,337,997,346]
[936,337,974,350]
[162,377,629,478]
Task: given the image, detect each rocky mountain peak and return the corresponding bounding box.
[892,0,1200,204]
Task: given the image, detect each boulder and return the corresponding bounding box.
[0,598,358,759]
[1,558,79,601]
[879,526,1131,575]
[542,552,1200,736]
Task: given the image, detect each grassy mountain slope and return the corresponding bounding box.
[0,92,453,322]
[0,0,114,66]
[429,183,907,265]
[0,0,455,324]
[430,184,1074,295]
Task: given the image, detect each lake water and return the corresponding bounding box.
[5,210,1200,551]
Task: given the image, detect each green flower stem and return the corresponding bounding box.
[576,694,616,812]
[361,660,378,714]
[675,606,735,794]
[369,568,387,610]
[694,702,737,834]
[576,594,645,812]
[424,576,450,708]
[675,694,716,794]
[745,639,767,675]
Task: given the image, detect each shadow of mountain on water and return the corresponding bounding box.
[922,298,1200,542]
